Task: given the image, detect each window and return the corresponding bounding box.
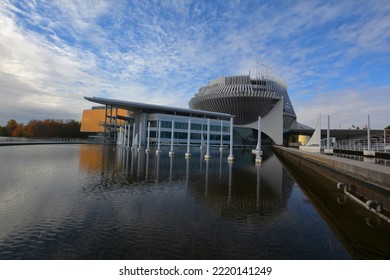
[190,133,201,140]
[191,123,202,130]
[174,132,188,139]
[174,122,188,130]
[161,121,172,128]
[160,131,171,138]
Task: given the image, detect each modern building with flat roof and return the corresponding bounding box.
[82,96,234,149]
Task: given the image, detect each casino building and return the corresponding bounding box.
[189,73,306,130]
[81,66,308,148]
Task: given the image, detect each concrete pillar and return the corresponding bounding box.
[364,115,375,157]
[146,121,151,153]
[228,117,234,162]
[324,115,334,155]
[255,116,262,164]
[138,121,143,151]
[156,120,161,155]
[169,120,175,157]
[204,118,211,160]
[185,119,191,158]
[132,123,136,150]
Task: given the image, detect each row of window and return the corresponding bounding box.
[149,120,230,132]
[149,131,229,141]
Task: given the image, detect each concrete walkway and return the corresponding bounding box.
[273,146,390,189]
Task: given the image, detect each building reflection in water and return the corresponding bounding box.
[79,145,291,224]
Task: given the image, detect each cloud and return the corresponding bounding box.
[294,87,390,129]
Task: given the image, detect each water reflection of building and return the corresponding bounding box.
[79,146,292,223]
[185,149,292,221]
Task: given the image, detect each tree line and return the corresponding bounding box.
[0,119,89,138]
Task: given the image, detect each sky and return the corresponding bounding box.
[1,0,389,129]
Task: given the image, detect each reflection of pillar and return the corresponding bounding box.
[219,150,223,181]
[199,148,203,171]
[205,159,209,197]
[145,152,149,180]
[125,148,130,172]
[185,119,191,158]
[256,165,261,210]
[156,121,161,155]
[169,120,175,157]
[228,161,233,205]
[169,156,173,184]
[219,120,223,152]
[228,117,234,161]
[130,150,136,177]
[155,154,160,183]
[137,149,141,178]
[204,118,211,160]
[186,158,190,187]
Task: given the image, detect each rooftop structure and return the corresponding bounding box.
[188,65,304,130]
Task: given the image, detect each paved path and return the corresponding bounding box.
[273,146,390,189]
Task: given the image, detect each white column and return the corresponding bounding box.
[132,123,136,150]
[327,115,330,149]
[364,115,375,157]
[368,115,371,151]
[156,120,161,155]
[138,121,143,151]
[200,125,204,149]
[324,115,334,155]
[228,117,234,161]
[117,126,122,146]
[185,119,191,158]
[384,129,387,152]
[169,120,175,157]
[255,116,262,164]
[205,118,211,160]
[123,125,126,147]
[146,121,151,153]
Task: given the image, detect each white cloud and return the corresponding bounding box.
[294,87,390,129]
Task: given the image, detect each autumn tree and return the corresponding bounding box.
[6,119,18,135]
